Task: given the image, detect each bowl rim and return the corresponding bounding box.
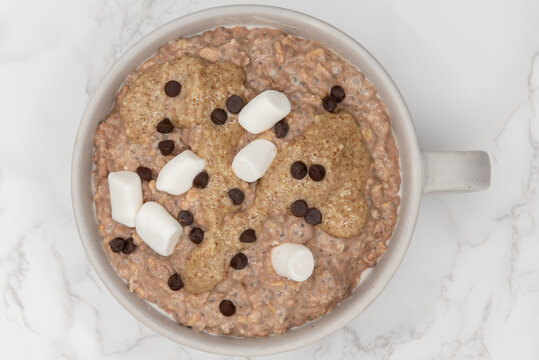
[71,4,422,356]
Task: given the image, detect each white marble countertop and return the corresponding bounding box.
[1,0,539,359]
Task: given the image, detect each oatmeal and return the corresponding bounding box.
[93,26,400,337]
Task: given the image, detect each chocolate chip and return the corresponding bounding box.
[226,95,244,114]
[156,118,174,133]
[164,80,181,97]
[309,164,326,181]
[219,300,236,316]
[227,188,245,205]
[136,166,152,181]
[322,95,338,112]
[239,228,256,243]
[290,161,307,179]
[330,85,346,102]
[291,200,308,217]
[109,237,125,253]
[230,253,248,270]
[122,237,137,254]
[178,210,194,226]
[193,172,209,188]
[210,108,228,125]
[305,208,322,225]
[158,140,174,155]
[168,273,183,291]
[274,119,289,138]
[189,227,204,244]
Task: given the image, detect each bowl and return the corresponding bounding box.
[71,5,490,356]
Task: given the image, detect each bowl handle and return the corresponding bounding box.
[421,151,491,193]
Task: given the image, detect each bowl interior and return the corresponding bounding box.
[71,5,422,356]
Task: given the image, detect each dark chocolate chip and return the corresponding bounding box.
[189,227,204,244]
[122,237,137,254]
[230,253,248,270]
[291,200,308,217]
[227,188,245,205]
[158,140,174,155]
[239,228,256,243]
[226,95,244,114]
[168,273,184,291]
[290,161,308,179]
[322,95,338,113]
[308,164,326,181]
[305,208,322,225]
[219,299,236,316]
[210,108,228,125]
[109,237,125,253]
[274,119,289,138]
[330,85,346,102]
[178,210,194,226]
[136,166,153,181]
[193,172,209,188]
[164,80,181,97]
[156,118,174,133]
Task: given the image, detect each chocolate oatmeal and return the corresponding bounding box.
[93,26,400,337]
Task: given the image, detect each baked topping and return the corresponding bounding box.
[230,253,248,269]
[210,108,228,125]
[290,161,307,180]
[271,243,314,282]
[156,150,205,195]
[109,237,126,253]
[305,208,322,225]
[107,171,143,228]
[219,300,236,316]
[122,237,137,254]
[192,171,209,188]
[156,118,174,133]
[330,85,345,102]
[189,227,204,244]
[291,200,308,217]
[226,95,244,114]
[135,202,182,256]
[238,90,291,134]
[168,273,184,291]
[177,210,194,226]
[232,139,277,182]
[227,188,245,205]
[136,166,153,181]
[322,95,337,112]
[239,228,256,243]
[164,80,181,97]
[158,140,174,155]
[274,119,289,138]
[308,165,325,181]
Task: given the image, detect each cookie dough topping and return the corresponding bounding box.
[135,201,182,256]
[156,150,205,196]
[108,171,143,227]
[232,139,277,182]
[238,90,291,134]
[271,243,315,282]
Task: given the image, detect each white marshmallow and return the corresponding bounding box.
[271,243,315,282]
[232,139,277,182]
[135,202,182,256]
[108,171,143,227]
[156,150,205,195]
[238,90,291,134]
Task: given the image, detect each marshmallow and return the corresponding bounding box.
[135,202,182,256]
[271,243,315,282]
[108,171,143,227]
[156,150,205,195]
[238,90,291,134]
[232,139,277,182]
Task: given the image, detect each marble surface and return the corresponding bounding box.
[1,0,539,358]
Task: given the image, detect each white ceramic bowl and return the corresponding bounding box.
[71,5,491,356]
